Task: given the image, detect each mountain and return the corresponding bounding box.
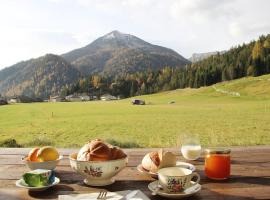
[0,30,190,98]
[62,30,190,75]
[189,51,226,63]
[0,54,80,98]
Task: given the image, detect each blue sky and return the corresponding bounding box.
[0,0,269,69]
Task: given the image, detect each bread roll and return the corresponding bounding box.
[142,151,160,173]
[141,149,176,173]
[110,146,127,160]
[77,139,111,161]
[159,151,177,168]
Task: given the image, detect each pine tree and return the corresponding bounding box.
[140,82,147,95]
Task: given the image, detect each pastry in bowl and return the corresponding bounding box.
[69,139,128,186]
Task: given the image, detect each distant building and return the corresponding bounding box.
[9,97,19,103]
[65,95,82,102]
[65,94,90,102]
[49,96,63,102]
[80,95,90,101]
[7,96,42,103]
[100,94,117,101]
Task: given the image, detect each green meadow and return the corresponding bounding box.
[1,74,270,148]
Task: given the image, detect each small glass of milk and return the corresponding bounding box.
[181,134,201,160]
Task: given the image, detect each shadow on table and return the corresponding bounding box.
[231,159,270,164]
[200,173,270,186]
[28,184,75,199]
[193,168,270,187]
[96,180,261,200]
[22,178,268,200]
[149,190,258,200]
[223,175,270,186]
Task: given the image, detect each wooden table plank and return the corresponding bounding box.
[0,147,270,200]
[1,163,270,181]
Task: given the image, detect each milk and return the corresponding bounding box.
[181,145,201,160]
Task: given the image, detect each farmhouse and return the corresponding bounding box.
[9,97,19,103]
[80,95,90,101]
[49,96,63,102]
[65,95,82,102]
[100,94,117,101]
[65,94,90,102]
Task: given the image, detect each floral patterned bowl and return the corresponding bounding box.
[69,153,128,186]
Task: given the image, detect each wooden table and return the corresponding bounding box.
[0,146,270,200]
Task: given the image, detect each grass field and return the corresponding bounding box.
[1,75,270,148]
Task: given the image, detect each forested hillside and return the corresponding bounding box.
[0,54,80,98]
[65,34,270,98]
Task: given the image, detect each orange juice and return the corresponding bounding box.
[205,148,231,180]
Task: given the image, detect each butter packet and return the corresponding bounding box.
[23,169,55,187]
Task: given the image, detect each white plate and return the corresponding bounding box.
[15,177,60,191]
[137,161,196,179]
[148,180,201,199]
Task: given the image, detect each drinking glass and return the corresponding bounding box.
[180,134,201,160]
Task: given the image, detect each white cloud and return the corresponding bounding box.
[48,0,63,3]
[229,22,270,38]
[0,0,270,69]
[170,0,235,23]
[229,22,243,37]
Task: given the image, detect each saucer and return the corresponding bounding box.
[137,161,196,179]
[15,177,60,191]
[148,180,201,199]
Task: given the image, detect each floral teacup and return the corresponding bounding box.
[158,167,200,193]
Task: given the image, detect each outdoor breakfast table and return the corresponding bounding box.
[0,146,270,200]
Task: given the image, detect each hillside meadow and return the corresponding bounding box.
[1,75,270,148]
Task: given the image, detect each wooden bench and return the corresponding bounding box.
[0,146,270,199]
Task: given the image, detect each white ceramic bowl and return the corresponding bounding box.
[69,153,128,186]
[22,155,63,170]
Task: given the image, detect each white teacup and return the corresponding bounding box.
[158,167,200,193]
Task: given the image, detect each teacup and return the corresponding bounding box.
[158,167,200,193]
